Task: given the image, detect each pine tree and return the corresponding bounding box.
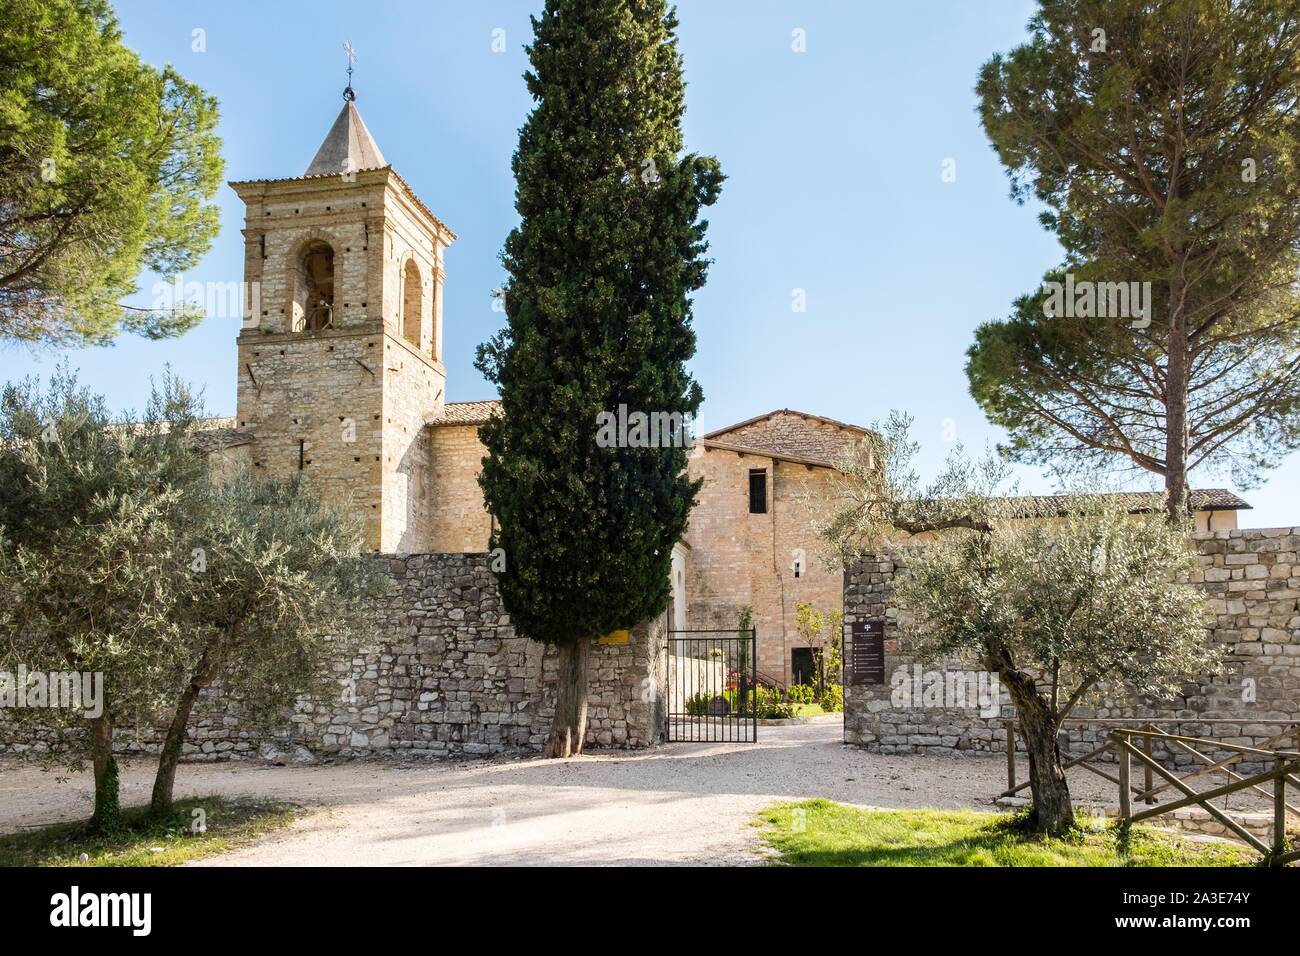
[476,0,723,757]
[0,0,223,345]
[970,0,1300,521]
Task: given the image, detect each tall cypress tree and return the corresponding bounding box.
[476,0,723,757]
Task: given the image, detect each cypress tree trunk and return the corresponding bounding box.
[88,714,121,833]
[545,640,590,758]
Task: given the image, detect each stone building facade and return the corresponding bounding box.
[842,528,1300,766]
[679,411,865,684]
[425,402,497,552]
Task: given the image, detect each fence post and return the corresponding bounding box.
[1118,732,1132,826]
[1274,757,1288,866]
[1005,719,1016,791]
[751,627,757,742]
[1142,727,1155,805]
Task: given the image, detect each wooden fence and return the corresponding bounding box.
[1111,728,1300,865]
[1000,718,1300,865]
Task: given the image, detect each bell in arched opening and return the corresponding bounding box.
[299,241,335,331]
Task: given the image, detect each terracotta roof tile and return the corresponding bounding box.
[1004,489,1250,517]
[427,400,501,427]
[191,417,255,450]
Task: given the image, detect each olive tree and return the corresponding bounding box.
[817,412,1220,834]
[150,469,382,814]
[0,368,204,831]
[0,369,383,828]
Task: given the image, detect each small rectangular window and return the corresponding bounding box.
[748,469,767,514]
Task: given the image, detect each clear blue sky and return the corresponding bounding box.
[4,0,1296,526]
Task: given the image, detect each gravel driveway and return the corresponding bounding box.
[0,718,1114,866]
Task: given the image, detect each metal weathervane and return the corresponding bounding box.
[342,40,357,101]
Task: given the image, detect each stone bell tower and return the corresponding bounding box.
[229,82,455,552]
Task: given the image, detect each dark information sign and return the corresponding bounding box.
[850,620,885,685]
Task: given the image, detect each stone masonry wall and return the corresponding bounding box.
[843,528,1300,769]
[376,181,449,554]
[382,335,443,553]
[770,461,844,682]
[716,411,860,462]
[236,326,388,548]
[426,424,493,552]
[682,446,756,635]
[0,553,667,761]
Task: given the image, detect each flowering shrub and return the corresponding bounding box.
[818,684,844,712]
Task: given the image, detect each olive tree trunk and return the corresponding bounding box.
[998,666,1074,835]
[545,640,590,758]
[150,681,203,815]
[1018,711,1074,835]
[88,714,121,833]
[979,547,1074,834]
[151,648,220,815]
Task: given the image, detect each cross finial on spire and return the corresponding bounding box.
[342,40,357,102]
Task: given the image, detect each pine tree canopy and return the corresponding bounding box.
[0,0,223,346]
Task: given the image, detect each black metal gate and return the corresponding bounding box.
[664,628,758,742]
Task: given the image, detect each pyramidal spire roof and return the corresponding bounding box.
[304,100,386,177]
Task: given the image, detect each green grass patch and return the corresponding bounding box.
[790,704,828,718]
[0,796,302,867]
[756,799,1255,867]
